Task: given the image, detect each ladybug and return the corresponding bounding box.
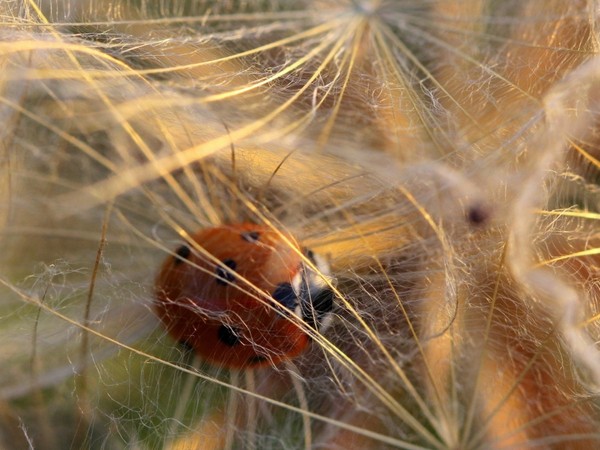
[154,223,334,369]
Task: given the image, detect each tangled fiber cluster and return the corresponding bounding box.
[1,1,600,449]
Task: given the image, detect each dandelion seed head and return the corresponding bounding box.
[1,1,600,449]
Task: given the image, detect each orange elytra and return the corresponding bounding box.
[155,223,333,368]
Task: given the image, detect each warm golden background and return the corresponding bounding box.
[1,1,600,449]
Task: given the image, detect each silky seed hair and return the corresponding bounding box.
[1,1,600,449]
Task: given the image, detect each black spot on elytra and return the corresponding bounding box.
[173,245,191,265]
[217,324,240,347]
[247,355,268,365]
[272,282,297,312]
[215,259,237,285]
[302,289,334,329]
[241,231,260,243]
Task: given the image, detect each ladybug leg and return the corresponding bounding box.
[178,339,196,353]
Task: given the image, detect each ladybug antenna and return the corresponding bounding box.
[221,120,240,220]
[257,149,297,208]
[222,121,236,182]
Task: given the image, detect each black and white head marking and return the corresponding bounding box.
[297,250,334,332]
